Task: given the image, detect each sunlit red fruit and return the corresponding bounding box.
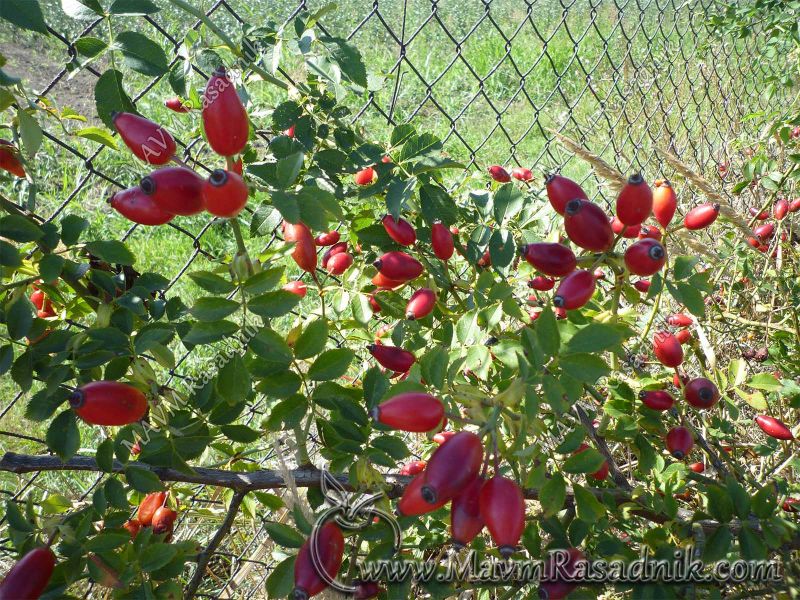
[382,214,417,246]
[165,97,190,112]
[611,217,641,238]
[684,203,720,230]
[283,281,307,297]
[479,475,525,558]
[292,522,344,600]
[69,381,148,426]
[633,279,650,293]
[433,430,456,445]
[112,111,176,165]
[652,179,677,227]
[545,173,587,215]
[754,415,793,440]
[152,506,178,536]
[553,269,595,310]
[202,169,248,217]
[639,389,674,411]
[753,222,774,240]
[774,199,789,220]
[373,251,423,282]
[638,224,662,241]
[450,477,485,547]
[521,243,576,277]
[397,472,448,516]
[749,207,769,220]
[564,199,614,251]
[110,186,174,225]
[529,276,555,291]
[372,393,444,432]
[406,288,437,320]
[431,221,455,260]
[399,460,427,476]
[284,222,317,273]
[138,491,167,526]
[0,139,26,178]
[325,252,353,275]
[674,329,692,344]
[667,313,693,327]
[202,67,249,157]
[688,462,705,474]
[616,173,652,226]
[315,230,340,246]
[653,330,683,367]
[367,343,415,373]
[140,167,205,216]
[624,239,666,276]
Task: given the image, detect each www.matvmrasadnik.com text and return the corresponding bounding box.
[356,548,783,586]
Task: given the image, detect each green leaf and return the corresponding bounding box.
[95,69,136,129]
[62,0,103,19]
[308,349,354,381]
[705,485,733,522]
[385,178,416,219]
[188,271,235,294]
[0,215,44,242]
[272,101,302,130]
[488,229,515,269]
[217,355,251,404]
[249,291,301,318]
[397,133,442,163]
[540,474,566,517]
[534,308,560,357]
[133,323,174,354]
[220,424,259,443]
[573,484,606,523]
[6,298,33,340]
[75,36,108,59]
[39,254,65,282]
[116,31,169,76]
[294,319,328,359]
[748,372,781,391]
[563,323,632,354]
[86,532,131,552]
[326,37,367,87]
[96,438,114,472]
[61,214,89,246]
[492,183,524,224]
[703,526,732,562]
[241,267,283,295]
[189,297,240,322]
[738,523,767,560]
[46,410,80,461]
[85,240,135,265]
[266,556,296,597]
[672,256,699,280]
[419,184,458,226]
[75,126,118,149]
[390,124,416,147]
[666,280,705,317]
[0,345,13,376]
[275,152,304,188]
[559,353,609,383]
[726,477,751,519]
[5,500,33,532]
[420,346,448,391]
[17,108,43,158]
[249,327,292,363]
[140,544,178,572]
[270,190,300,223]
[124,466,164,493]
[183,320,240,345]
[1,0,48,34]
[563,448,605,474]
[109,0,160,14]
[264,521,305,548]
[0,241,21,267]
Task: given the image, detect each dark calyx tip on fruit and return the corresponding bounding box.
[373,259,383,270]
[638,390,647,399]
[498,545,515,559]
[538,589,550,600]
[649,244,665,259]
[519,243,528,255]
[699,387,712,401]
[366,343,376,352]
[420,485,438,504]
[406,312,416,321]
[553,296,565,308]
[110,110,121,121]
[209,169,228,186]
[291,588,309,600]
[213,65,228,77]
[628,172,644,184]
[564,198,582,215]
[712,203,721,211]
[140,176,156,195]
[544,172,555,184]
[672,450,685,460]
[369,406,380,423]
[451,539,465,550]
[68,390,85,409]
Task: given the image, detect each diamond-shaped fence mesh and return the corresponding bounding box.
[0,0,787,597]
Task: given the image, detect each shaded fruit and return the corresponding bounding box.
[382,215,417,246]
[406,288,437,320]
[615,173,652,226]
[152,506,178,536]
[652,179,677,227]
[421,431,483,504]
[397,472,448,516]
[666,426,694,459]
[521,243,576,277]
[638,224,662,241]
[367,344,415,373]
[70,381,148,426]
[624,239,666,276]
[0,140,26,178]
[574,443,609,481]
[138,491,167,526]
[431,222,455,260]
[315,231,340,246]
[374,251,423,281]
[371,393,444,432]
[109,186,174,225]
[684,203,719,230]
[611,217,640,238]
[353,581,382,600]
[553,270,595,310]
[479,476,525,558]
[202,67,249,156]
[774,199,789,220]
[0,546,56,600]
[639,389,674,411]
[539,548,586,600]
[354,167,375,185]
[633,279,650,293]
[140,167,204,216]
[112,111,176,165]
[684,377,720,409]
[545,173,587,215]
[653,330,683,367]
[529,276,555,291]
[755,415,793,440]
[564,199,614,251]
[283,281,307,297]
[292,522,344,600]
[399,460,427,476]
[202,169,248,217]
[488,165,511,182]
[123,519,141,538]
[511,167,533,181]
[667,313,693,327]
[450,476,485,547]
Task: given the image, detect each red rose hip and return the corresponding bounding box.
[202,67,249,157]
[479,476,525,558]
[684,377,720,409]
[70,381,148,426]
[545,173,587,215]
[666,426,694,459]
[371,392,444,432]
[421,431,483,504]
[615,173,652,226]
[553,270,596,310]
[564,199,614,251]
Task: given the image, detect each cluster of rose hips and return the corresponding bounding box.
[109,67,250,225]
[746,197,800,253]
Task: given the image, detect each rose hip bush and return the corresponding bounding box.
[0,3,799,599]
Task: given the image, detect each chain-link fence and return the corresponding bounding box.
[0,0,789,597]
